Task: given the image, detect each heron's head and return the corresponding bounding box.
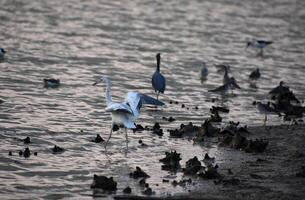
[92,75,111,86]
[279,81,285,86]
[0,48,6,53]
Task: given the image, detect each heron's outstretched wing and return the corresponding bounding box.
[125,92,165,118]
[105,102,133,114]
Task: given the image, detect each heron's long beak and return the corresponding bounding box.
[92,79,102,86]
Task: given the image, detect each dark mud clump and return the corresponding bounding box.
[219,132,268,153]
[142,187,154,195]
[183,156,203,175]
[52,145,65,153]
[198,164,221,179]
[129,166,150,179]
[23,136,31,144]
[162,116,176,122]
[91,174,117,191]
[194,120,219,142]
[91,134,104,143]
[152,122,163,136]
[169,122,198,138]
[19,148,31,158]
[123,186,132,194]
[132,124,145,133]
[159,151,181,171]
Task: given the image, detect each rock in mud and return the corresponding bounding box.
[23,136,31,144]
[245,139,268,153]
[8,151,12,156]
[52,145,65,153]
[231,133,248,149]
[142,187,154,195]
[112,124,119,132]
[198,164,221,179]
[91,174,117,191]
[91,134,104,143]
[123,186,132,194]
[129,166,150,179]
[23,147,31,158]
[159,151,181,171]
[152,123,163,136]
[183,156,203,175]
[132,124,145,133]
[203,153,215,163]
[169,122,198,138]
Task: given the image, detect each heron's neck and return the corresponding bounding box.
[104,81,112,105]
[156,56,160,72]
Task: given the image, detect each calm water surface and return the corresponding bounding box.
[0,0,305,199]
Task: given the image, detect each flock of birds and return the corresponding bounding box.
[1,39,303,149]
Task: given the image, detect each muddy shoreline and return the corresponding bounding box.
[110,124,305,200]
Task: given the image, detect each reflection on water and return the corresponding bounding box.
[0,0,305,198]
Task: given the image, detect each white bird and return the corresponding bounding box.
[93,76,165,149]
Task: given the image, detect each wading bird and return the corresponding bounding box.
[152,53,166,100]
[247,40,273,56]
[253,101,278,126]
[93,76,165,149]
[200,62,208,82]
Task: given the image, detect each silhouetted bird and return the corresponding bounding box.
[152,53,166,100]
[247,40,273,56]
[249,68,261,80]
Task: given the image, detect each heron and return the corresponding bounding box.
[152,53,166,100]
[246,40,273,56]
[93,76,165,149]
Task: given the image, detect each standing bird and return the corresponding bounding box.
[200,62,208,82]
[0,48,6,59]
[152,53,166,100]
[253,101,278,126]
[246,40,273,56]
[93,76,165,149]
[249,68,261,80]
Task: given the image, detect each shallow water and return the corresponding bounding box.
[0,0,305,199]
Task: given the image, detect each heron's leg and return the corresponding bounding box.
[263,115,267,126]
[104,128,113,150]
[125,128,128,151]
[156,93,159,100]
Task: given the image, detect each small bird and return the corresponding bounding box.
[208,82,232,94]
[152,53,166,100]
[246,40,273,56]
[93,76,165,149]
[200,62,208,82]
[253,101,278,126]
[249,68,261,80]
[43,78,60,88]
[0,48,6,59]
